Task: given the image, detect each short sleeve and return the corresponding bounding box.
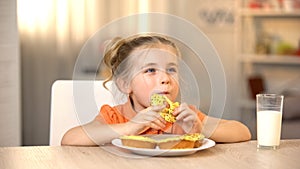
[189,105,206,121]
[95,104,128,124]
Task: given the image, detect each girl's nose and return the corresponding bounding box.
[160,72,170,85]
[161,80,170,85]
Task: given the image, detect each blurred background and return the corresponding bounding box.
[1,0,300,146]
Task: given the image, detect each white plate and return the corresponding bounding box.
[111,136,215,157]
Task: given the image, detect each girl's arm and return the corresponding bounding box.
[61,120,142,146]
[169,104,251,143]
[61,106,167,146]
[202,116,252,143]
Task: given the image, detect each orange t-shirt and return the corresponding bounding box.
[95,101,206,135]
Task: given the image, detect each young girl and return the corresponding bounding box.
[61,34,251,146]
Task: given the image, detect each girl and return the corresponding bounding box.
[61,34,251,146]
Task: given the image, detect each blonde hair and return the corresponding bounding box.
[102,33,180,89]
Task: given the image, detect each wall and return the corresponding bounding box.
[0,0,21,146]
[176,0,239,120]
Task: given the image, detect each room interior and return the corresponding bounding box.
[0,0,300,146]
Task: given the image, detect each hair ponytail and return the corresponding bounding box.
[102,37,125,89]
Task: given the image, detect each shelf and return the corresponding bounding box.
[240,8,300,17]
[240,55,300,65]
[236,1,300,116]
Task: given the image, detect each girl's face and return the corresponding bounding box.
[126,45,179,111]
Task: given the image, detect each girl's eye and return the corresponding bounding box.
[145,68,156,73]
[167,67,177,73]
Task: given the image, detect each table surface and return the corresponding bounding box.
[0,140,299,169]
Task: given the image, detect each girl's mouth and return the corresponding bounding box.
[158,91,169,95]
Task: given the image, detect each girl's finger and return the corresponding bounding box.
[153,119,166,128]
[158,116,167,124]
[176,110,190,120]
[183,115,195,122]
[173,103,188,116]
[143,115,158,122]
[150,105,166,113]
[148,122,163,130]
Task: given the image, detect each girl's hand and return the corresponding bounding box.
[173,103,202,133]
[129,105,167,133]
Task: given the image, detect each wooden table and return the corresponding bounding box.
[0,140,299,169]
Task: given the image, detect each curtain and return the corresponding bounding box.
[17,0,144,145]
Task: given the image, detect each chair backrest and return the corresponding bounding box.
[49,80,114,146]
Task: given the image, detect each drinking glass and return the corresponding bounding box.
[256,94,284,149]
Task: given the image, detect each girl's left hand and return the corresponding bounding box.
[172,103,202,133]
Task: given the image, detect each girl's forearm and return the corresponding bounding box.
[209,120,252,143]
[201,116,251,143]
[61,120,143,146]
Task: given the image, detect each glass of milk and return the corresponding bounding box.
[256,94,284,150]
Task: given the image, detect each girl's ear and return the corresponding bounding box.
[116,78,132,94]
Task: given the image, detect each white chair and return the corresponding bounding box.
[49,80,114,146]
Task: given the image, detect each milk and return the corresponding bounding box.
[257,110,282,147]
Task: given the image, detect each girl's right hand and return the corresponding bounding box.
[129,106,167,133]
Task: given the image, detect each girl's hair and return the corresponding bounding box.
[102,33,180,89]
